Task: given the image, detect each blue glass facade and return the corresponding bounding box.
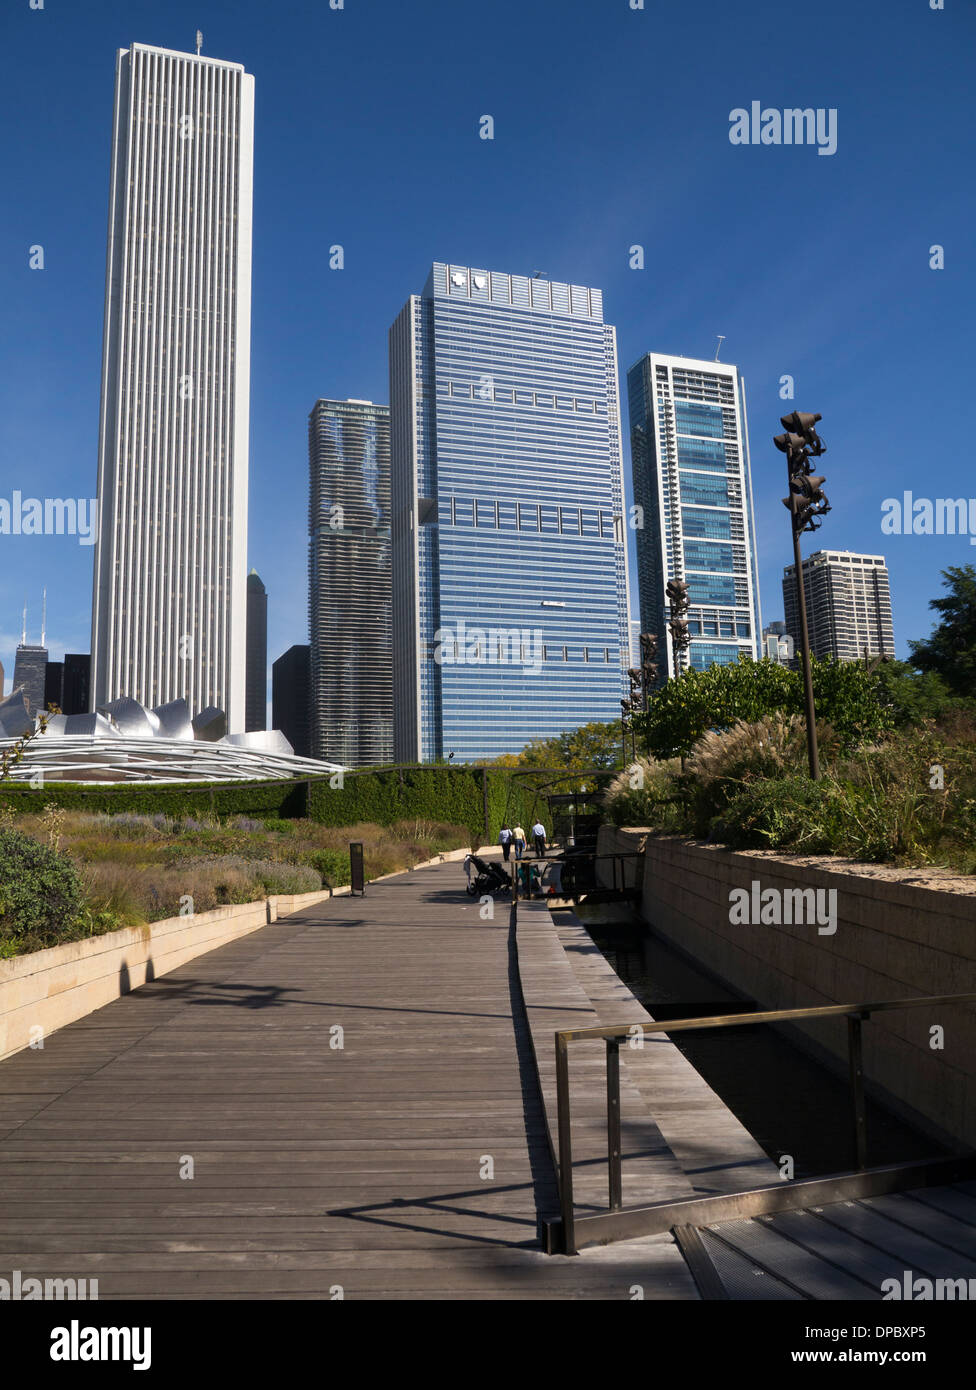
[627,353,762,680]
[390,264,631,762]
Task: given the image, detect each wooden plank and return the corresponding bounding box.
[0,856,696,1300]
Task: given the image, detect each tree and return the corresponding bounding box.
[908,565,976,697]
[872,659,976,726]
[494,720,624,771]
[634,655,893,759]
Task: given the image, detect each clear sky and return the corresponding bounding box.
[1,0,973,702]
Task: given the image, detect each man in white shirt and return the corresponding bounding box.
[531,821,547,858]
[499,825,513,862]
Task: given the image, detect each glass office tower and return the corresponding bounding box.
[627,353,761,679]
[390,263,631,762]
[308,398,393,766]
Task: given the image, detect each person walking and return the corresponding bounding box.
[531,820,547,858]
[499,825,513,862]
[512,823,526,860]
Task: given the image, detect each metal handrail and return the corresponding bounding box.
[554,990,976,1255]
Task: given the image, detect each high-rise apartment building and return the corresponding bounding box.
[245,571,267,731]
[390,263,631,763]
[91,42,255,729]
[628,353,762,679]
[783,551,895,661]
[309,399,392,766]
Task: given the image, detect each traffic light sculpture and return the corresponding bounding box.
[620,632,659,761]
[666,578,692,673]
[773,410,828,779]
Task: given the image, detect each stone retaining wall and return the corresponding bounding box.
[596,826,976,1149]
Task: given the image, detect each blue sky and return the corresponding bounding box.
[1,0,974,699]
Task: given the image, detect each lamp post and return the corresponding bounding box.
[774,410,830,780]
[621,632,658,763]
[666,579,691,677]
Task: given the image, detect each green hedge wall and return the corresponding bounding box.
[0,766,538,846]
[308,766,537,845]
[0,778,306,819]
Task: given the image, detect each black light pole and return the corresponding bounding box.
[666,579,691,676]
[774,411,830,781]
[621,633,658,764]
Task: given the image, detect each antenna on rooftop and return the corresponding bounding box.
[21,597,27,646]
[41,588,46,648]
[714,335,726,362]
[195,30,203,56]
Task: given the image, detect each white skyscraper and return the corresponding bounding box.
[91,42,254,729]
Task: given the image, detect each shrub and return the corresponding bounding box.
[0,829,84,942]
[299,848,350,886]
[708,776,852,855]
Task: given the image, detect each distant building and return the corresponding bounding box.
[62,654,91,716]
[628,352,762,681]
[629,620,642,669]
[390,261,631,762]
[308,399,392,766]
[13,643,48,714]
[272,645,311,758]
[245,571,268,732]
[783,551,895,662]
[44,662,64,711]
[762,621,795,665]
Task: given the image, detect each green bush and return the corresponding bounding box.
[708,776,854,855]
[636,655,894,759]
[299,848,350,887]
[0,829,84,942]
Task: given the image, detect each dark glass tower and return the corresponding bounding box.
[245,571,268,731]
[308,399,392,766]
[272,644,311,758]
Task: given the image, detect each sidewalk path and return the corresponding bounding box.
[0,858,696,1300]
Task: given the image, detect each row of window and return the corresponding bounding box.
[434,642,619,664]
[443,498,621,538]
[447,382,606,412]
[686,620,752,639]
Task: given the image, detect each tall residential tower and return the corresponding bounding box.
[91,42,255,729]
[390,263,631,762]
[308,399,393,766]
[783,551,895,661]
[628,353,762,679]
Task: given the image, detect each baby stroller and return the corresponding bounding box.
[464,854,512,897]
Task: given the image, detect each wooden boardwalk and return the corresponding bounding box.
[0,858,695,1300]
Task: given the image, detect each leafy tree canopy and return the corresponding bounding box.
[493,719,624,771]
[908,565,976,698]
[634,655,894,759]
